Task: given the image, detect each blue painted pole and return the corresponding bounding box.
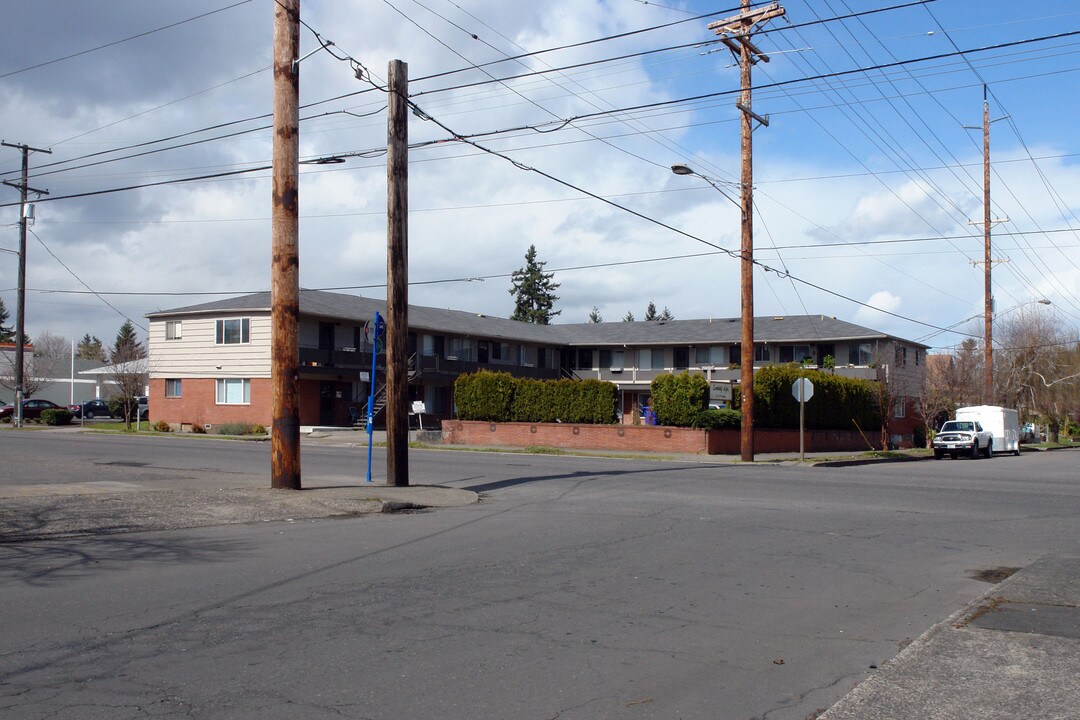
[365,312,382,483]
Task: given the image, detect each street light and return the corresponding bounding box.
[672,162,755,461]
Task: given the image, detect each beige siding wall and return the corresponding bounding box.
[149,314,271,378]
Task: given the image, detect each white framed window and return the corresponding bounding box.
[215,318,250,345]
[216,378,250,404]
[893,399,906,419]
[165,379,182,398]
[165,321,182,340]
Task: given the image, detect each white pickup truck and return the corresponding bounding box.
[932,420,994,460]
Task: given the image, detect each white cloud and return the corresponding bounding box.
[1,0,1078,350]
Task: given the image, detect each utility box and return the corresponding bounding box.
[955,405,1020,455]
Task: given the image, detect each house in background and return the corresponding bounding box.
[1,342,109,407]
[146,290,928,445]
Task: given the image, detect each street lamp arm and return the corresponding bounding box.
[670,164,743,213]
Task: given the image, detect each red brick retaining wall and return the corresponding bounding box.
[441,420,881,454]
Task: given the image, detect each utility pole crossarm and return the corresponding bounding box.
[709,2,786,62]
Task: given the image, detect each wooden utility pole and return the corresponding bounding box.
[982,95,992,405]
[965,86,1007,406]
[270,0,301,490]
[708,0,784,462]
[1,141,51,429]
[385,60,410,487]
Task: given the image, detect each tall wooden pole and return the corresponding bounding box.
[982,94,993,405]
[385,60,410,487]
[738,0,755,463]
[271,0,301,490]
[708,1,782,462]
[1,141,50,429]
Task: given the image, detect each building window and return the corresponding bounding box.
[778,345,811,363]
[848,342,873,366]
[895,346,907,367]
[599,349,624,370]
[674,348,689,369]
[215,318,250,345]
[537,347,547,369]
[576,348,592,370]
[754,344,771,363]
[165,379,182,398]
[216,378,250,404]
[165,321,182,340]
[893,399,906,419]
[729,345,741,366]
[637,348,651,369]
[915,349,921,366]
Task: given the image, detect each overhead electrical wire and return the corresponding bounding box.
[0,0,256,80]
[5,14,1076,188]
[28,228,147,331]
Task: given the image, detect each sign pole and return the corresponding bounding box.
[799,388,805,461]
[365,312,383,483]
[791,377,814,462]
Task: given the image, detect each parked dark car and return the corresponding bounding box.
[0,398,64,420]
[79,399,115,420]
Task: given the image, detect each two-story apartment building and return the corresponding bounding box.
[147,290,928,444]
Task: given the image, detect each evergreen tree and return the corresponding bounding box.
[0,298,13,343]
[658,307,675,321]
[623,311,635,322]
[644,301,659,321]
[111,320,147,362]
[588,306,602,323]
[509,245,561,324]
[76,333,107,361]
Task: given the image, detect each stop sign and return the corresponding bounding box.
[792,377,814,402]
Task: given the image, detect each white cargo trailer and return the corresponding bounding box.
[955,405,1020,455]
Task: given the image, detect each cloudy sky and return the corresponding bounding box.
[2,0,1079,353]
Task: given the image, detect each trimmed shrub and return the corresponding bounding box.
[214,422,265,436]
[152,420,171,432]
[454,370,516,422]
[455,371,617,424]
[41,409,74,426]
[651,372,710,427]
[511,378,548,422]
[752,364,879,431]
[692,407,741,429]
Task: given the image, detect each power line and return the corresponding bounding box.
[27,228,147,332]
[0,0,256,80]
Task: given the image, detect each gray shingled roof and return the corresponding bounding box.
[147,290,927,348]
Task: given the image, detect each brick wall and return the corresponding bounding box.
[442,420,882,454]
[149,378,272,428]
[442,420,710,453]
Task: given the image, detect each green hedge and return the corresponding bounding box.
[752,365,879,430]
[41,409,74,426]
[692,407,741,429]
[650,372,710,427]
[456,370,617,424]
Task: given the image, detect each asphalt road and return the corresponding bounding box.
[2,432,1079,719]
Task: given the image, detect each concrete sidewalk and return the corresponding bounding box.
[822,554,1080,719]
